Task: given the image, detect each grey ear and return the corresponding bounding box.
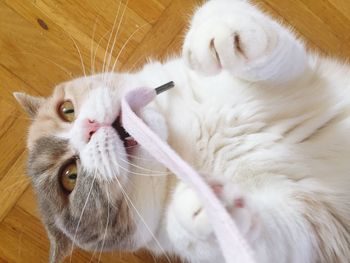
[13,92,45,119]
[46,224,72,263]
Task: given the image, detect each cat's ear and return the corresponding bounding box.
[46,224,72,263]
[13,92,45,119]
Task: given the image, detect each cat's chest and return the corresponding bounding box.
[185,104,279,178]
[161,87,281,179]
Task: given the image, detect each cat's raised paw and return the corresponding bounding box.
[170,182,214,239]
[183,1,278,77]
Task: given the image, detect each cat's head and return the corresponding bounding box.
[14,74,168,262]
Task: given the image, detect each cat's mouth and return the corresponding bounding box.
[112,117,138,149]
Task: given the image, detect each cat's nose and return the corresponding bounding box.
[83,119,100,142]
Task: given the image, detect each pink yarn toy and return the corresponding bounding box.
[121,82,255,263]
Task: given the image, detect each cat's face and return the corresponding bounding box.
[15,74,168,260]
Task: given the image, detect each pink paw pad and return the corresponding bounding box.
[233,197,245,209]
[209,181,246,210]
[210,183,223,196]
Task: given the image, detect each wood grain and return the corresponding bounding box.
[0,0,349,262]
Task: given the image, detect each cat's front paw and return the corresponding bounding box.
[169,182,214,240]
[183,1,278,77]
[167,182,222,262]
[167,181,260,262]
[170,181,259,242]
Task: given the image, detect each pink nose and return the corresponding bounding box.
[83,119,100,141]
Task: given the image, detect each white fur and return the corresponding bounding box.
[58,0,350,262]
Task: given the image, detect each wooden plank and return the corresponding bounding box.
[121,0,170,23]
[0,99,19,139]
[0,223,49,263]
[340,37,350,58]
[2,0,155,88]
[0,62,39,98]
[264,0,342,56]
[254,1,323,53]
[30,0,151,72]
[0,152,29,222]
[301,0,350,40]
[0,1,80,90]
[122,0,202,70]
[0,65,33,222]
[328,0,350,24]
[5,0,102,75]
[0,66,31,181]
[0,206,99,263]
[16,187,40,220]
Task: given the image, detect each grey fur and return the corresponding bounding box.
[28,136,135,263]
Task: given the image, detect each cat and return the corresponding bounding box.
[14,0,350,262]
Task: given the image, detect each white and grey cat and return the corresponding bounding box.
[14,0,350,262]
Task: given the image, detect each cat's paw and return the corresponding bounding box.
[169,182,214,240]
[170,181,259,242]
[167,181,260,262]
[183,0,278,76]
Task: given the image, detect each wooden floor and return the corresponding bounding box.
[0,0,350,262]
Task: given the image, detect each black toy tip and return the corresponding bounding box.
[155,81,175,95]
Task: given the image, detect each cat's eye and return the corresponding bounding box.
[58,100,75,122]
[60,161,77,193]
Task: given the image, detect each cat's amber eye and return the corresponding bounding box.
[58,100,75,122]
[60,161,77,193]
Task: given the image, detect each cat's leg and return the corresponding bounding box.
[167,179,350,263]
[183,0,307,84]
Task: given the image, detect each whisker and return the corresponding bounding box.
[119,158,169,175]
[88,245,99,263]
[117,162,168,177]
[109,22,149,78]
[105,0,129,76]
[102,0,122,77]
[124,144,141,149]
[124,152,161,161]
[113,148,168,162]
[97,185,110,263]
[66,33,87,78]
[105,147,120,178]
[113,177,172,263]
[90,16,99,75]
[69,174,97,263]
[92,30,112,75]
[41,18,90,78]
[88,168,103,263]
[125,154,156,161]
